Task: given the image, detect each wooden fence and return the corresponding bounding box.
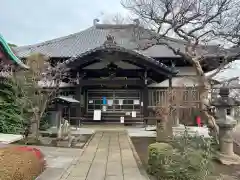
[148,88,201,125]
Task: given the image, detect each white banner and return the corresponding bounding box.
[120,116,124,123]
[93,110,101,121]
[132,111,136,117]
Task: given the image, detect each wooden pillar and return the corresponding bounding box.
[143,86,149,118]
[143,70,149,118]
[75,85,82,117]
[74,85,83,128]
[169,76,172,88]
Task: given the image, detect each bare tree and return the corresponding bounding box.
[102,13,132,24]
[213,1,240,46]
[122,0,240,136]
[155,88,173,142]
[10,53,67,139]
[101,12,152,28]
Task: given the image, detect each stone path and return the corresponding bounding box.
[36,146,83,180]
[63,131,149,180]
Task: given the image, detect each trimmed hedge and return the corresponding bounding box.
[148,142,174,176]
[148,142,212,180]
[0,146,45,180]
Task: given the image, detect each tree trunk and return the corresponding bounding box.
[192,59,219,139]
[156,105,173,142]
[30,113,40,139]
[31,120,38,137]
[156,119,173,142]
[174,106,180,126]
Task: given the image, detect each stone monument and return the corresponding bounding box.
[56,118,74,147]
[212,87,240,165]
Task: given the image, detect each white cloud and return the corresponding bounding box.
[0,0,128,46]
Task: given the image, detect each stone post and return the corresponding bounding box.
[212,87,240,165]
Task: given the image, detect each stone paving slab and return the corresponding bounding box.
[105,175,124,180]
[35,146,83,180]
[64,131,149,180]
[37,168,64,180]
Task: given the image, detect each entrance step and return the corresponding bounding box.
[81,112,144,124]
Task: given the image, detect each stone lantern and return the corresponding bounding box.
[212,87,240,165]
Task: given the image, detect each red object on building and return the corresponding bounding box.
[196,116,202,127]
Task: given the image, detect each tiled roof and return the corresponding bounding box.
[59,35,178,75]
[206,60,240,82]
[56,96,80,103]
[14,24,152,58]
[13,23,226,59]
[139,42,226,58]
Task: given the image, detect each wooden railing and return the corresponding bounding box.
[148,88,201,125]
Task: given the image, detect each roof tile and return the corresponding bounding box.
[14,24,226,59]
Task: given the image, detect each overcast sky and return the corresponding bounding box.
[0,0,128,46]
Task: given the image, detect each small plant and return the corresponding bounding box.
[147,142,174,177]
[148,131,214,180]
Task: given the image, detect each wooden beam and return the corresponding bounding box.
[122,59,171,76]
[78,69,145,78]
[78,79,145,87]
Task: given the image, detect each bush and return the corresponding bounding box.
[148,134,213,180]
[0,146,45,180]
[148,142,174,176]
[0,79,26,134]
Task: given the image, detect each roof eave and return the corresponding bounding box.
[0,34,29,69]
[61,44,176,76]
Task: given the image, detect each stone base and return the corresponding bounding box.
[217,151,240,165]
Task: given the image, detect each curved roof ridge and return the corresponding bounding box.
[59,39,178,75]
[14,23,220,58]
[0,34,29,68]
[15,24,185,51]
[95,23,136,29]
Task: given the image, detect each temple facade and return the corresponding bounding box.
[14,21,228,125]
